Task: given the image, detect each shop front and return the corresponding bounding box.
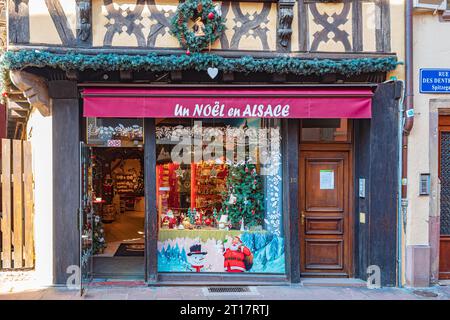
[73,83,400,286]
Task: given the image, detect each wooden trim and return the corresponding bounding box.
[144,118,157,284]
[285,119,300,283]
[300,144,352,151]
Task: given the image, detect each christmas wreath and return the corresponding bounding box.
[170,0,225,53]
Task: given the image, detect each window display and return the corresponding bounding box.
[87,118,143,147]
[156,119,285,274]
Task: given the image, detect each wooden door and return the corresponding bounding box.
[299,149,352,277]
[438,116,450,279]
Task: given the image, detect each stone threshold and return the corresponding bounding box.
[300,278,367,287]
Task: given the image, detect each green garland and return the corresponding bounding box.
[170,0,225,52]
[0,49,400,99]
[0,50,399,75]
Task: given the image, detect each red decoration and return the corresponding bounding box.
[205,218,211,226]
[208,12,215,20]
[2,92,8,98]
[186,49,191,55]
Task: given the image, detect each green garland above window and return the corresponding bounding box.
[170,0,225,53]
[0,50,399,77]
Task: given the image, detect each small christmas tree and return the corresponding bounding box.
[93,215,106,254]
[222,163,265,228]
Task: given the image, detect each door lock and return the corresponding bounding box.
[301,211,305,225]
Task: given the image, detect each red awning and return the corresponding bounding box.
[82,87,374,119]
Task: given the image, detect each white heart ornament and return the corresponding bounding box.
[207,67,219,79]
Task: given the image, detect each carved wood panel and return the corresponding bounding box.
[298,0,391,53]
[95,0,277,51]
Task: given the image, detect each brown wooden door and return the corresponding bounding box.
[438,116,450,279]
[299,149,352,277]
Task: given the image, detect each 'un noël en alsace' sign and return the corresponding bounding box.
[82,88,374,119]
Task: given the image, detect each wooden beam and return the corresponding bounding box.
[45,0,76,46]
[51,80,79,284]
[8,0,30,44]
[144,118,157,284]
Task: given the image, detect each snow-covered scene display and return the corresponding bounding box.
[156,118,285,274]
[157,231,285,273]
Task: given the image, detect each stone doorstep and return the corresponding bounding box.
[300,278,367,287]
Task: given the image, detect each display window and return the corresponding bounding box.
[87,118,144,147]
[155,118,285,274]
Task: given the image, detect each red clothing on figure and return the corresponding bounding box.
[223,246,251,272]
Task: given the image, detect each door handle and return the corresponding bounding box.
[301,211,305,225]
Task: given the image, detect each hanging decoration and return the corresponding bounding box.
[175,166,185,178]
[170,0,225,52]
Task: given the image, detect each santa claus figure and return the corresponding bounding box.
[223,236,253,272]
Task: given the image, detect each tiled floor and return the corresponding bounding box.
[0,284,449,300]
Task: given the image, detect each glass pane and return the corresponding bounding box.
[156,118,285,274]
[440,132,450,235]
[87,118,143,147]
[80,143,94,290]
[301,119,350,142]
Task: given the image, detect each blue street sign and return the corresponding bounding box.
[420,69,450,93]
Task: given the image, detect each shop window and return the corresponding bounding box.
[300,119,351,143]
[155,118,285,274]
[87,118,143,147]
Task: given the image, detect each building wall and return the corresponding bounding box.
[26,107,54,286]
[10,0,398,56]
[406,10,450,287]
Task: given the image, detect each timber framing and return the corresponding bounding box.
[7,0,394,56]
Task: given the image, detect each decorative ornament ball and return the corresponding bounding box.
[205,218,211,226]
[208,12,215,20]
[186,49,191,55]
[2,92,8,98]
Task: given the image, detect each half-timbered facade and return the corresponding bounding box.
[2,0,406,288]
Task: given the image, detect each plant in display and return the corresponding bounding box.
[222,164,265,228]
[93,215,106,254]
